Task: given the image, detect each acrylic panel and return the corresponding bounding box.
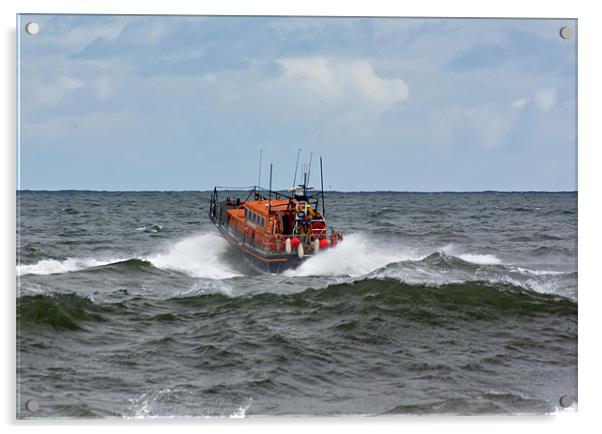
[16,15,577,418]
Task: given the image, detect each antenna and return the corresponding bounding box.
[307,152,313,186]
[292,148,301,189]
[303,171,307,197]
[320,156,325,216]
[257,149,263,189]
[268,163,273,214]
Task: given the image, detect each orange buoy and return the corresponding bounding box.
[319,239,329,249]
[291,237,300,248]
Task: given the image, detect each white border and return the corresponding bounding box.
[3,1,600,433]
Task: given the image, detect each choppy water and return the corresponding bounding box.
[16,191,577,417]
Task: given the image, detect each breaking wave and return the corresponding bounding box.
[146,233,241,279]
[17,233,241,280]
[17,257,125,276]
[285,233,424,277]
[16,232,575,299]
[440,243,502,265]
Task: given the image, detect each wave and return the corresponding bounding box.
[371,251,576,299]
[17,293,110,331]
[170,278,577,319]
[146,233,241,279]
[18,279,576,334]
[93,258,154,271]
[17,257,126,276]
[17,233,241,279]
[285,233,424,277]
[19,232,421,279]
[16,232,575,301]
[455,253,501,265]
[440,243,502,265]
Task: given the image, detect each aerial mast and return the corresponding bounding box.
[303,171,307,197]
[307,152,313,186]
[292,148,301,189]
[268,163,273,215]
[320,156,326,216]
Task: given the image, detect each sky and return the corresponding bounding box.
[17,15,577,191]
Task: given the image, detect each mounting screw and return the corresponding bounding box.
[25,22,40,35]
[559,394,575,408]
[25,399,40,412]
[559,26,572,40]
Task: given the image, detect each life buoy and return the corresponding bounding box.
[285,238,292,254]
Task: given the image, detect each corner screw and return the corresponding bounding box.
[25,399,40,412]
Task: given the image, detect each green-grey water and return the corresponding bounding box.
[17,191,577,417]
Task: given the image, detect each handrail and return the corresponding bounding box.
[214,186,256,190]
[212,185,323,203]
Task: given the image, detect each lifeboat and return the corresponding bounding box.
[208,161,343,273]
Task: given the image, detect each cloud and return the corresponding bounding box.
[30,16,128,53]
[277,57,409,112]
[18,16,576,191]
[535,88,557,111]
[446,43,505,71]
[512,98,530,108]
[35,76,84,106]
[428,103,522,150]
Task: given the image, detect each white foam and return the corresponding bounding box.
[457,253,502,265]
[286,233,422,277]
[18,232,240,279]
[147,233,241,279]
[127,388,175,419]
[177,279,235,297]
[440,243,502,265]
[230,398,253,418]
[17,257,122,276]
[509,266,570,276]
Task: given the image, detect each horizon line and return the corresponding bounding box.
[16,189,578,193]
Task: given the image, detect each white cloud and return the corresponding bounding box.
[277,57,409,113]
[535,88,557,111]
[41,17,129,53]
[428,103,521,150]
[511,98,530,108]
[35,76,84,106]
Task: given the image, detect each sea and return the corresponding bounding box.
[16,191,577,418]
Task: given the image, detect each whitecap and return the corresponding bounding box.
[17,257,124,276]
[147,233,242,279]
[285,233,423,277]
